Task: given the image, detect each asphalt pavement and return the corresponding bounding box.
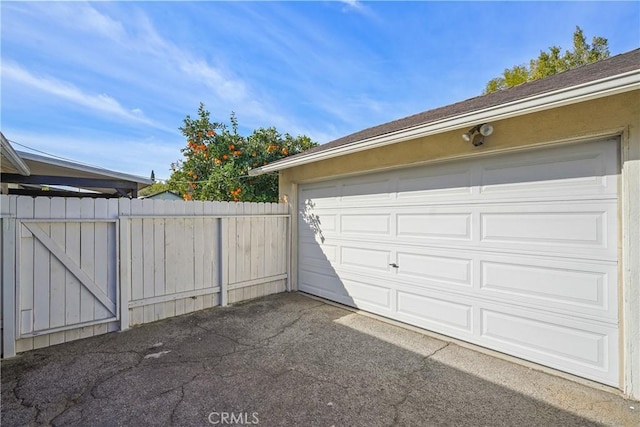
[1,292,638,426]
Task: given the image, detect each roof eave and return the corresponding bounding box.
[16,150,153,186]
[1,132,31,176]
[249,69,640,176]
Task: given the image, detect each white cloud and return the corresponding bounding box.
[337,0,375,18]
[339,1,363,10]
[1,61,171,131]
[66,3,128,42]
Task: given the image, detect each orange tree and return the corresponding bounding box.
[168,103,317,202]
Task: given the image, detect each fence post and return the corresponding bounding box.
[219,217,228,306]
[286,215,292,292]
[119,217,130,330]
[2,217,17,358]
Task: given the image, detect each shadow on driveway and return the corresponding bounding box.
[2,293,638,426]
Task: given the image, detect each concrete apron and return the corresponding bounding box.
[1,292,638,426]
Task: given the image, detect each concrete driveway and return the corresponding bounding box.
[2,292,638,426]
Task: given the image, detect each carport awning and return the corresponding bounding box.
[0,134,152,198]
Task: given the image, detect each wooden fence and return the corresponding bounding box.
[1,195,290,357]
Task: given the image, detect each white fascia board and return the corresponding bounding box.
[1,133,31,176]
[17,150,153,185]
[249,70,640,176]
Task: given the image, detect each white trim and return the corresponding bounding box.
[250,70,640,176]
[288,182,299,292]
[1,133,30,176]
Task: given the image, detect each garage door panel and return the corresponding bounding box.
[479,147,616,197]
[299,240,337,264]
[298,213,336,233]
[480,260,615,318]
[397,252,472,286]
[479,202,616,259]
[298,138,619,386]
[340,213,390,235]
[481,211,603,243]
[396,213,472,240]
[341,246,391,271]
[397,290,473,332]
[480,309,616,385]
[299,268,343,295]
[341,179,393,203]
[299,212,336,237]
[342,278,391,310]
[481,310,607,366]
[396,167,473,200]
[300,184,340,205]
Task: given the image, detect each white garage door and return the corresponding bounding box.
[298,138,619,386]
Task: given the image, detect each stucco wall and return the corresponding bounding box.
[279,89,640,398]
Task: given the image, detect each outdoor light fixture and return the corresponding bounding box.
[462,123,493,146]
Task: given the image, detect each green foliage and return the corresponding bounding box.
[483,26,610,94]
[167,103,317,202]
[138,181,170,197]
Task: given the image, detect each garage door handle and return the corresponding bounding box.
[389,263,399,268]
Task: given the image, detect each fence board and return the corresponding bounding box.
[265,204,274,280]
[130,199,144,326]
[64,198,81,342]
[1,195,18,357]
[241,203,251,286]
[107,198,119,332]
[153,200,166,322]
[219,202,230,307]
[94,198,109,335]
[142,201,155,323]
[33,198,51,349]
[49,198,66,345]
[203,202,216,309]
[162,201,177,318]
[16,196,34,352]
[183,201,196,315]
[79,198,95,339]
[227,203,236,291]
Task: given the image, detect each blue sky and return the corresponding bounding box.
[2,1,638,180]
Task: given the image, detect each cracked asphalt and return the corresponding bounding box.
[2,292,638,426]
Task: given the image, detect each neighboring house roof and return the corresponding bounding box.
[250,48,640,175]
[0,133,152,197]
[140,190,183,200]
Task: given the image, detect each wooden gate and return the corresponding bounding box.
[16,219,118,342]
